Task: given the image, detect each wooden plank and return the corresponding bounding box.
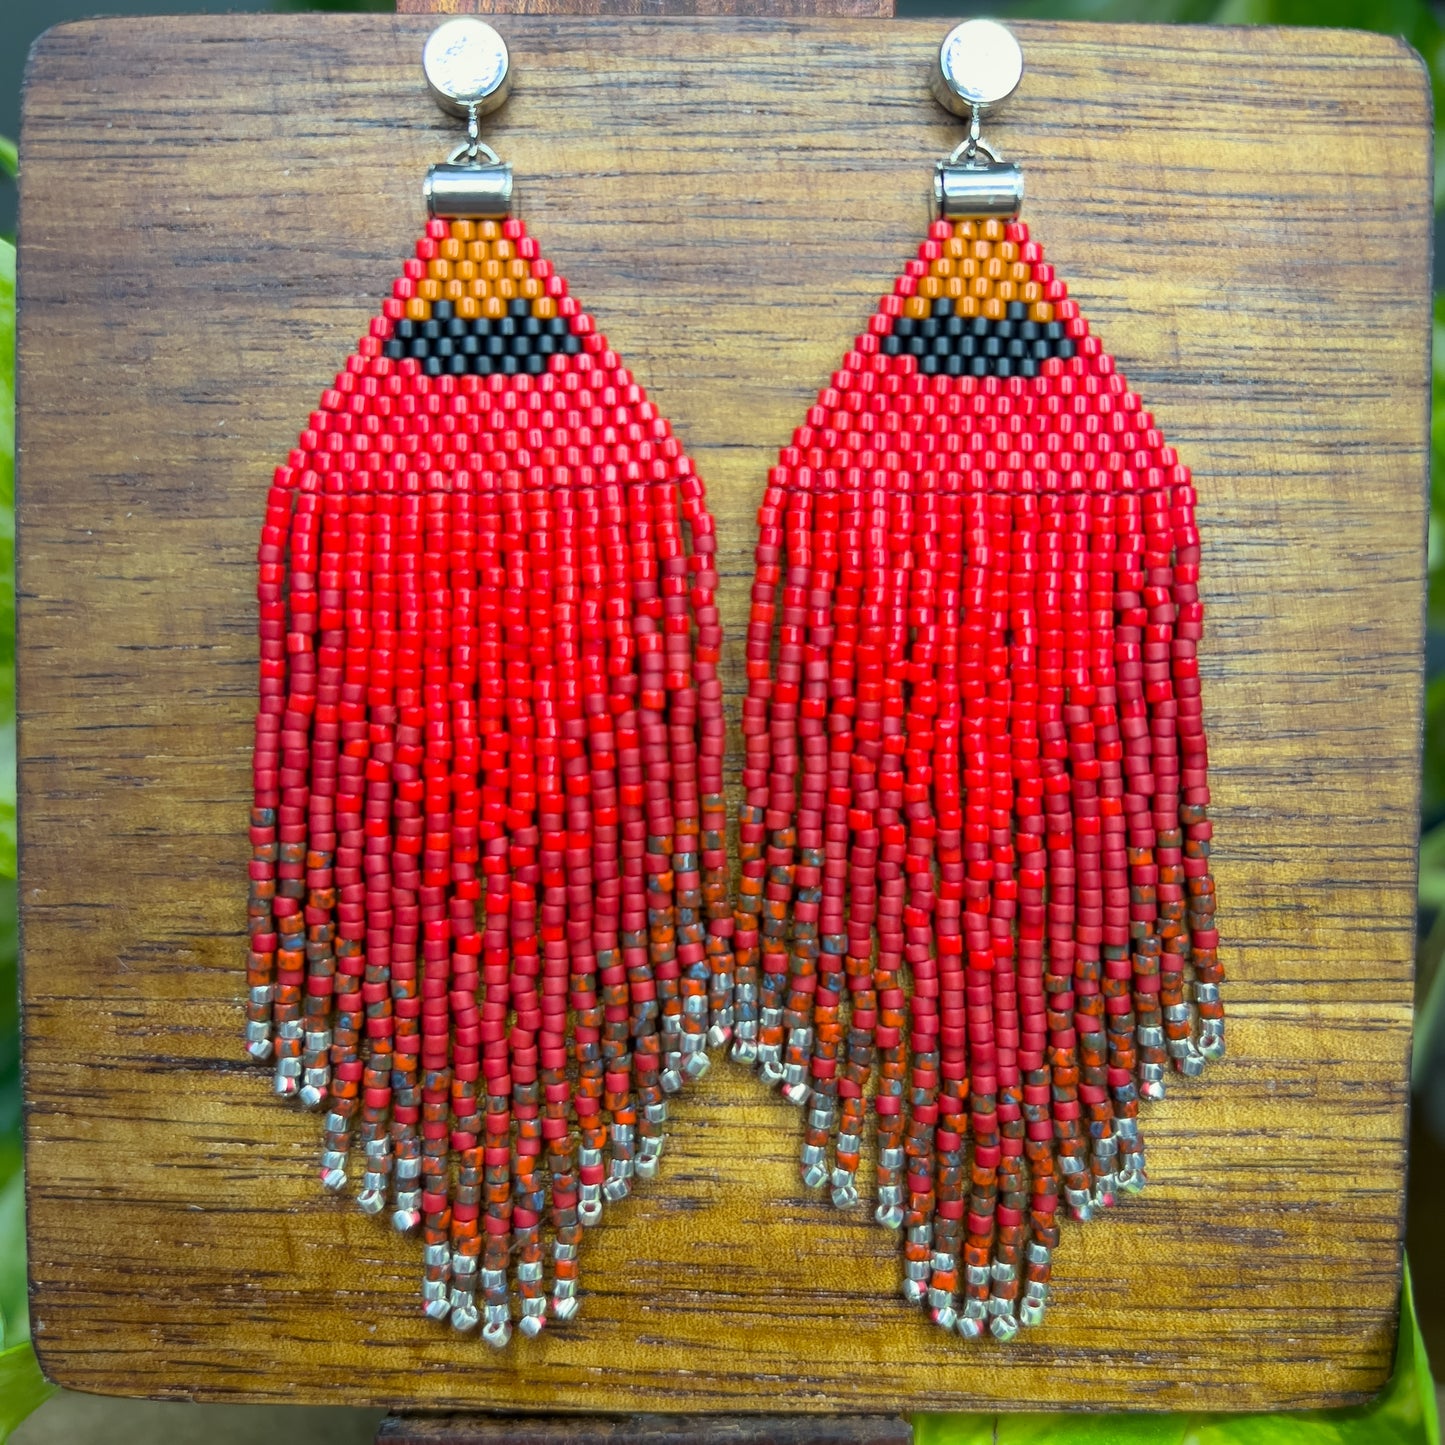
[375,1417,912,1445]
[16,15,1428,1414]
[398,0,894,15]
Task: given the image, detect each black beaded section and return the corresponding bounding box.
[382,297,583,378]
[882,298,1076,380]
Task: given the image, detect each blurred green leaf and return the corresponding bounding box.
[1001,1416,1190,1443]
[0,142,13,184]
[0,1344,51,1444]
[0,1343,53,1443]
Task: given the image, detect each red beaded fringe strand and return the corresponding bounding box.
[733,215,1222,1341]
[247,215,733,1345]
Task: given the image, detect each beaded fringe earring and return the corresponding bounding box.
[733,22,1221,1340]
[244,21,733,1346]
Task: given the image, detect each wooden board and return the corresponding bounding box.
[398,0,893,14]
[16,15,1428,1415]
[374,1417,912,1444]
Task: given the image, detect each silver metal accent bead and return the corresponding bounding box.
[931,1306,959,1332]
[683,1051,710,1079]
[450,1301,480,1333]
[1200,1019,1226,1060]
[516,1260,543,1284]
[551,1293,579,1322]
[1137,1026,1165,1047]
[902,1278,927,1304]
[1194,982,1220,1005]
[966,1265,990,1288]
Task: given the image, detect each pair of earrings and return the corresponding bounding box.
[244,18,1222,1348]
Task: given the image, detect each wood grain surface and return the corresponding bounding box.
[16,15,1429,1415]
[398,0,893,15]
[375,1416,912,1444]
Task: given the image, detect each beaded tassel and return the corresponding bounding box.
[247,214,732,1343]
[735,215,1221,1340]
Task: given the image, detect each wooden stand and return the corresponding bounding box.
[376,1418,912,1445]
[16,4,1429,1427]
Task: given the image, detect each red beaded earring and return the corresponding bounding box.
[733,21,1220,1340]
[244,20,732,1345]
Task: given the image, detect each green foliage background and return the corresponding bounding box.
[0,0,1441,1439]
